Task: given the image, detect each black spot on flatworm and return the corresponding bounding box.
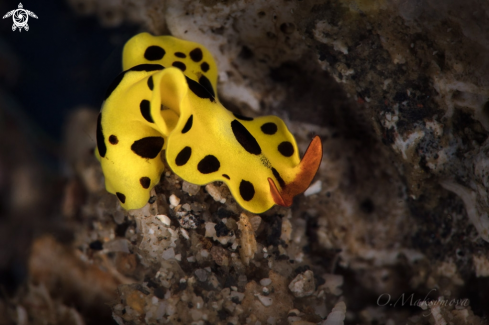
[239,180,255,201]
[233,113,253,121]
[271,167,286,188]
[105,64,164,100]
[175,52,186,58]
[231,120,261,155]
[172,61,187,71]
[185,76,215,101]
[189,48,203,62]
[199,75,215,97]
[175,147,192,166]
[222,174,230,180]
[131,137,164,159]
[129,64,164,72]
[278,141,294,157]
[116,192,126,203]
[144,46,165,61]
[147,76,154,90]
[201,62,210,72]
[109,135,118,145]
[261,122,277,135]
[140,177,151,189]
[182,115,193,133]
[140,100,153,123]
[197,155,220,174]
[96,113,107,157]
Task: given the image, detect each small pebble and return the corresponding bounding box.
[104,239,130,253]
[260,278,272,286]
[180,228,190,240]
[169,194,180,207]
[190,309,203,321]
[289,270,316,298]
[205,222,217,238]
[113,210,125,224]
[195,269,208,282]
[182,203,191,211]
[288,309,300,316]
[156,214,171,226]
[162,248,175,260]
[205,184,226,203]
[182,181,200,195]
[250,215,262,232]
[287,316,302,323]
[257,294,273,307]
[193,296,204,309]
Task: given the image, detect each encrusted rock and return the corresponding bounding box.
[288,270,315,298]
[237,213,257,265]
[205,183,226,203]
[211,245,230,267]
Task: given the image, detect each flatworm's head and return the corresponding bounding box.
[97,33,323,213]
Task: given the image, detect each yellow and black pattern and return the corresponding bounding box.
[96,33,322,213]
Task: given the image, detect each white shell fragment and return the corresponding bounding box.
[169,194,180,207]
[322,301,346,325]
[156,214,171,227]
[304,180,322,197]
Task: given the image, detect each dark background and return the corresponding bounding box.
[1,0,137,155]
[0,0,137,297]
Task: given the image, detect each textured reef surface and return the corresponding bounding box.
[2,0,489,324]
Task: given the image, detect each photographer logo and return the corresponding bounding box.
[3,3,38,32]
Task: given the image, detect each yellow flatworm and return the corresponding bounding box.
[95,33,322,214]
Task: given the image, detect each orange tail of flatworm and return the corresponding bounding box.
[268,136,323,207]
